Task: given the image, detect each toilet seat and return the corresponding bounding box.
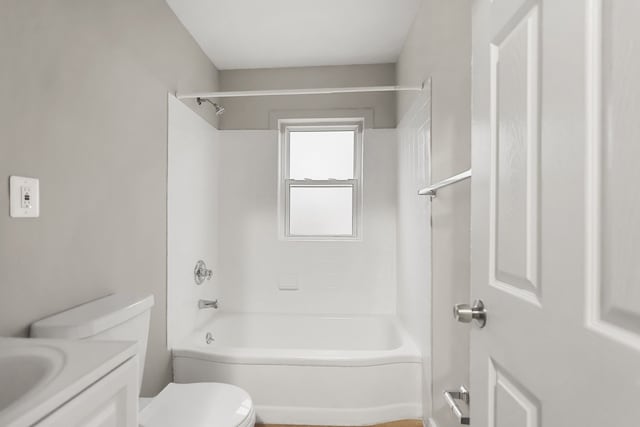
[139,382,255,427]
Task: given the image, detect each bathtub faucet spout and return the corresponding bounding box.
[198,299,218,309]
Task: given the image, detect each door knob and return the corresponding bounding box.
[453,299,486,328]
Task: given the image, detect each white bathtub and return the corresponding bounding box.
[172,313,422,425]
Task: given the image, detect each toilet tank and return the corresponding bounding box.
[30,293,155,393]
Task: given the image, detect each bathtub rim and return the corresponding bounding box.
[172,312,421,368]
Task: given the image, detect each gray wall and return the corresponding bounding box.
[396,0,472,425]
[218,64,397,129]
[0,0,219,396]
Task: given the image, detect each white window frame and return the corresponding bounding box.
[278,118,364,241]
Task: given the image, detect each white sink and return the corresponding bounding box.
[0,345,64,412]
[0,337,136,427]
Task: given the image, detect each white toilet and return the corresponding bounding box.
[30,293,256,427]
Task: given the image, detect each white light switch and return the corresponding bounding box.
[10,176,40,218]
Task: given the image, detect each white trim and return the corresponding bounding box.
[177,84,424,100]
[269,108,374,130]
[585,0,603,336]
[278,119,364,241]
[582,0,640,351]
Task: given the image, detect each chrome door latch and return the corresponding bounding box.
[453,299,487,328]
[444,386,470,425]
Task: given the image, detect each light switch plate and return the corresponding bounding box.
[10,176,40,218]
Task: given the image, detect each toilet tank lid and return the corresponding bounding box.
[30,293,155,339]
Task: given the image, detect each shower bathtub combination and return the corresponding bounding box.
[172,312,422,425]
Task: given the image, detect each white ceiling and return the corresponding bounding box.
[166,0,422,70]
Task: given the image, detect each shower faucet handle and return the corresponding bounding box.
[194,260,213,285]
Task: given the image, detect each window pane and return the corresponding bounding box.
[289,186,353,236]
[289,131,355,179]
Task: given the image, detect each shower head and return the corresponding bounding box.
[196,97,225,116]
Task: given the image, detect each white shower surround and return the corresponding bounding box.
[172,312,422,425]
[217,129,398,315]
[166,98,419,424]
[167,94,221,349]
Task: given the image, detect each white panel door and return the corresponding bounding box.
[470,0,640,426]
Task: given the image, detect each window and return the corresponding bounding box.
[279,119,363,240]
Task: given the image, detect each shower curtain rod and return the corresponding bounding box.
[176,83,424,100]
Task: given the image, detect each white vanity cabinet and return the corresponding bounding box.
[37,357,138,427]
[0,338,139,427]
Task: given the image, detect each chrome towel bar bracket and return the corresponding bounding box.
[418,169,472,197]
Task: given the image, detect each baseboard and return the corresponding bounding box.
[255,402,422,426]
[426,417,439,427]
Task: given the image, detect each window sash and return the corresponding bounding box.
[284,179,358,239]
[278,119,364,241]
[283,123,362,181]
